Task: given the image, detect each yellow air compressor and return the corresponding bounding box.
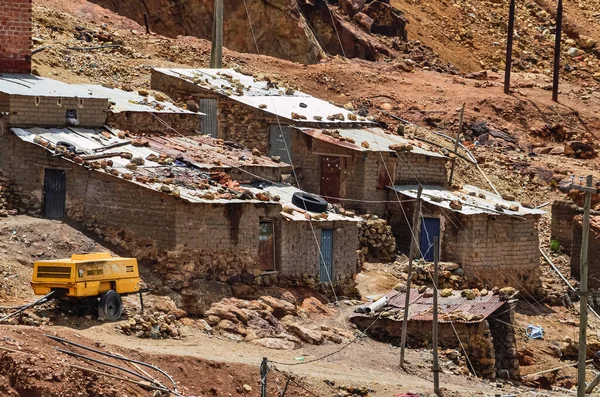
[30,252,141,321]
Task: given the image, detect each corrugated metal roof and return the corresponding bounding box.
[383,288,507,324]
[390,185,545,216]
[11,127,357,222]
[0,74,105,98]
[298,127,445,157]
[153,68,371,125]
[81,84,201,115]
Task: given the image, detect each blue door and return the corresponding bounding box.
[420,218,440,262]
[320,229,333,283]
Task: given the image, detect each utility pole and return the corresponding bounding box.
[552,0,563,102]
[504,0,516,94]
[400,185,423,368]
[570,175,596,397]
[260,357,268,397]
[210,0,224,68]
[448,103,465,186]
[432,236,440,396]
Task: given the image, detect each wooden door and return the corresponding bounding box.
[420,218,441,262]
[258,221,275,271]
[320,156,341,203]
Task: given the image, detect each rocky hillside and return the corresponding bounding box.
[87,0,600,79]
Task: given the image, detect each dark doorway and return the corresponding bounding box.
[419,218,440,261]
[258,221,275,271]
[319,229,333,283]
[43,169,66,219]
[319,156,340,203]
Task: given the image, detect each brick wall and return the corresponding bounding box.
[217,98,276,153]
[549,199,599,254]
[388,200,542,293]
[6,95,108,127]
[571,215,600,289]
[395,152,448,186]
[106,111,200,135]
[444,213,541,293]
[279,220,359,285]
[0,0,32,74]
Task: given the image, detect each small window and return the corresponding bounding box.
[66,109,80,126]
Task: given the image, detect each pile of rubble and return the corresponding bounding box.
[0,311,51,327]
[118,312,183,339]
[392,259,475,291]
[204,296,353,349]
[358,215,397,261]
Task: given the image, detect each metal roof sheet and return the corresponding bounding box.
[153,68,370,125]
[383,288,506,324]
[390,185,545,216]
[80,84,200,115]
[298,127,445,157]
[0,74,105,98]
[11,127,356,222]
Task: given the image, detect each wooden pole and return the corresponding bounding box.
[448,103,465,186]
[577,175,593,397]
[432,236,440,396]
[504,0,516,94]
[143,13,150,34]
[210,0,224,68]
[552,0,563,102]
[400,185,423,368]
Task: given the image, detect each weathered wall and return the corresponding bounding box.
[291,129,448,216]
[549,199,599,254]
[571,215,600,290]
[488,304,520,380]
[279,220,359,287]
[551,200,577,252]
[106,111,200,135]
[0,0,32,74]
[352,315,501,379]
[444,213,541,294]
[388,201,541,293]
[217,97,276,153]
[6,94,108,127]
[395,152,448,186]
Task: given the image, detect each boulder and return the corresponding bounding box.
[363,1,407,39]
[258,296,297,318]
[216,319,247,337]
[340,0,366,16]
[353,12,374,31]
[250,338,296,350]
[285,323,324,345]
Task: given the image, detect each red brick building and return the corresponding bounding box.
[0,0,32,74]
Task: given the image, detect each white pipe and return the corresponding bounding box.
[365,296,388,314]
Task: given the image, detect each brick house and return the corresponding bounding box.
[0,74,201,135]
[388,185,544,293]
[83,84,202,134]
[0,0,32,74]
[150,68,373,163]
[290,126,448,215]
[150,68,450,216]
[0,73,358,311]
